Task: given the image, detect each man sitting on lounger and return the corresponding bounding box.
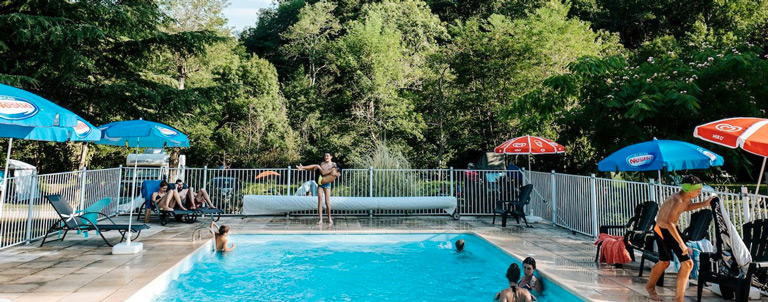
[175,179,216,210]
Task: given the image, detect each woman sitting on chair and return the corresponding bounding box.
[152,180,188,211]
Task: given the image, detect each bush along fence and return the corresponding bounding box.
[0,166,766,249]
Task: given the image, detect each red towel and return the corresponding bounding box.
[595,233,632,264]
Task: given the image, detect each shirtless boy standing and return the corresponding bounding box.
[297,153,341,226]
[646,175,715,302]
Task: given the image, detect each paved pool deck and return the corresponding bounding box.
[0,215,763,301]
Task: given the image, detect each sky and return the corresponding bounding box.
[223,0,273,32]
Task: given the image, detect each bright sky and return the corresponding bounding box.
[223,0,273,32]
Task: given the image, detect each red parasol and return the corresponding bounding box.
[494,135,565,171]
[694,117,768,215]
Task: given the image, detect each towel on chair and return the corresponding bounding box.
[595,233,632,264]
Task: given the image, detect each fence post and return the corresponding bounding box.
[550,170,557,227]
[369,166,374,197]
[369,166,374,217]
[649,179,656,203]
[590,174,598,239]
[449,167,454,197]
[79,166,87,212]
[287,166,291,196]
[741,186,751,223]
[25,176,34,244]
[203,166,208,190]
[117,165,123,214]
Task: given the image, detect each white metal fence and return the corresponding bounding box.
[0,167,121,249]
[1,166,766,250]
[527,170,768,238]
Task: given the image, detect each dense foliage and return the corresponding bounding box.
[1,0,767,180]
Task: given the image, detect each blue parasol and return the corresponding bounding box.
[0,84,101,241]
[598,138,724,182]
[93,119,189,254]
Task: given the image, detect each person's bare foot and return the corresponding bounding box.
[645,283,663,301]
[328,219,334,226]
[317,220,323,225]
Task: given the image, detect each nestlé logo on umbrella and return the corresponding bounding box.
[155,125,178,137]
[626,152,654,167]
[696,148,717,162]
[0,96,39,120]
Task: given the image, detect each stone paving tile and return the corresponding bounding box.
[0,215,765,301]
[57,290,115,302]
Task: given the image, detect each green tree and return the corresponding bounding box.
[0,0,220,171]
[445,1,621,162]
[240,0,306,78]
[327,12,424,160]
[209,54,299,167]
[281,0,341,86]
[518,44,768,174]
[569,0,768,49]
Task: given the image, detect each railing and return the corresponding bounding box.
[1,165,766,250]
[124,167,459,216]
[527,170,768,238]
[0,167,121,249]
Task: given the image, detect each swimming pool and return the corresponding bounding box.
[136,233,584,301]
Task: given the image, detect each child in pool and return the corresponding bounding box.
[495,263,534,302]
[519,257,542,294]
[212,222,236,252]
[455,239,465,251]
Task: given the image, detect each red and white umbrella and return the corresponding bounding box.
[694,117,768,213]
[494,135,565,170]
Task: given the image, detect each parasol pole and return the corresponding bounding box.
[658,170,662,185]
[527,135,532,172]
[752,157,767,222]
[127,137,139,245]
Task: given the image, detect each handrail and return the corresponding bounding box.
[192,225,216,252]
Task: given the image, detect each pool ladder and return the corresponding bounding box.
[192,223,218,251]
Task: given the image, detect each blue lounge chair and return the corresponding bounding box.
[170,182,223,222]
[41,195,149,247]
[137,180,197,225]
[137,180,222,225]
[72,197,113,238]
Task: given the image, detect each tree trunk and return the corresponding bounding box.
[78,142,89,169]
[169,147,181,180]
[177,63,187,90]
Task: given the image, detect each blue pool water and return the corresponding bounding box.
[153,234,583,302]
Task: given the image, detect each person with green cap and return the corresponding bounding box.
[645,175,716,302]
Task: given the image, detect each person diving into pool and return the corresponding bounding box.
[297,153,342,226]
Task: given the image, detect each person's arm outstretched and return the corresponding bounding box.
[296,164,320,171]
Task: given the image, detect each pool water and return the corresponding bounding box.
[153,234,583,302]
